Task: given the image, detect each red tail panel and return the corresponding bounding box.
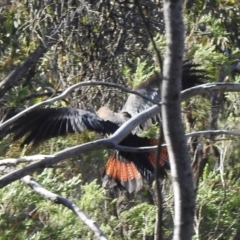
[148,139,169,168]
[102,153,143,193]
[102,139,170,193]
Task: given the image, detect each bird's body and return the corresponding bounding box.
[2,61,205,193]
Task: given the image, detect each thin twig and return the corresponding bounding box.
[2,129,240,167]
[20,91,62,103]
[136,2,163,72]
[2,82,240,133]
[0,155,51,166]
[0,156,65,168]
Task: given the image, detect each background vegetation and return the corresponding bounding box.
[1,0,240,239]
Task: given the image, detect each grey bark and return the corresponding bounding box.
[22,176,108,240]
[161,0,195,239]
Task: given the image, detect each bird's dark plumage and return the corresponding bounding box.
[9,108,118,146]
[100,61,205,192]
[2,60,206,193]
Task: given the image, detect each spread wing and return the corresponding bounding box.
[121,61,206,131]
[7,108,119,146]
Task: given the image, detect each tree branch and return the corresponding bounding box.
[1,128,240,188]
[181,82,240,101]
[21,176,108,240]
[185,130,240,138]
[0,104,162,188]
[136,3,164,239]
[0,81,161,131]
[0,155,50,166]
[2,81,240,189]
[2,81,240,133]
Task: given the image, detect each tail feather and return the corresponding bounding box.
[102,138,170,193]
[181,61,206,90]
[102,152,143,193]
[148,139,170,168]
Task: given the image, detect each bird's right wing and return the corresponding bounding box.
[121,61,206,132]
[6,108,119,146]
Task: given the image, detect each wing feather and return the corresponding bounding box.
[8,108,118,146]
[121,61,206,131]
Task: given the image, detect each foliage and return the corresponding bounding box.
[0,174,157,240]
[196,167,240,239]
[1,0,240,239]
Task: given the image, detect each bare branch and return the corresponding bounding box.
[136,2,163,72]
[1,126,240,188]
[135,3,164,239]
[1,129,239,162]
[0,102,162,188]
[0,139,111,188]
[181,82,240,101]
[186,130,240,138]
[2,81,240,133]
[2,81,240,188]
[0,81,161,131]
[0,155,49,166]
[21,176,108,240]
[19,91,62,103]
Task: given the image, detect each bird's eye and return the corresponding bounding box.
[122,112,132,118]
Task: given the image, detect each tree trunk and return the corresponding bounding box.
[161,0,195,239]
